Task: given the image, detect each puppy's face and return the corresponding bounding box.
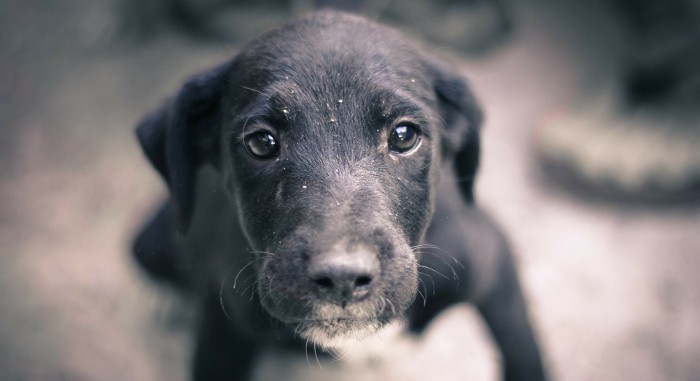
[220,21,440,347]
[136,12,481,349]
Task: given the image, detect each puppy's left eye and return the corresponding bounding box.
[388,122,420,153]
[245,131,279,159]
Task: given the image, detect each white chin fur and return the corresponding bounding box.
[296,319,404,351]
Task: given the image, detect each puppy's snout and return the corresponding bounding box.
[307,247,379,306]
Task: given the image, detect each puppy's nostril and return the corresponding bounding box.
[311,274,372,292]
[355,275,372,288]
[313,276,334,289]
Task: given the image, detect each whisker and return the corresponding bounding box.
[379,296,387,315]
[218,294,233,320]
[314,342,323,370]
[416,286,427,307]
[218,265,236,320]
[418,271,437,296]
[249,283,257,301]
[305,338,312,369]
[328,348,345,363]
[418,264,450,281]
[421,258,458,281]
[249,250,277,258]
[451,255,466,270]
[418,274,435,296]
[417,249,463,280]
[386,298,396,315]
[234,273,257,294]
[240,85,271,99]
[411,243,441,251]
[241,279,258,300]
[234,257,264,289]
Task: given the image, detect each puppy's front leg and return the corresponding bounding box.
[192,295,258,381]
[474,243,547,381]
[411,202,547,381]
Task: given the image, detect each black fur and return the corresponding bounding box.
[132,11,546,381]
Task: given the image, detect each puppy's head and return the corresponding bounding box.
[136,11,481,349]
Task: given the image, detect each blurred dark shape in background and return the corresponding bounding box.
[536,0,700,203]
[118,0,304,41]
[615,0,700,105]
[117,0,514,55]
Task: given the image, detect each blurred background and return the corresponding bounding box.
[1,0,699,380]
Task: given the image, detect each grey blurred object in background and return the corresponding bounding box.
[117,0,513,55]
[117,0,315,42]
[536,0,700,202]
[1,1,699,380]
[615,0,700,105]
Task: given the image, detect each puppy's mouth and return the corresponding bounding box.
[293,315,397,350]
[279,298,406,349]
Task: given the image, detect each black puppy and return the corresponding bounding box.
[133,10,546,381]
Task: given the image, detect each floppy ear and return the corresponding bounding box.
[430,59,483,203]
[136,62,231,230]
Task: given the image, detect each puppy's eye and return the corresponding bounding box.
[245,131,279,159]
[388,123,420,153]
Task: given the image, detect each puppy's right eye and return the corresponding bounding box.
[388,122,420,153]
[244,131,279,159]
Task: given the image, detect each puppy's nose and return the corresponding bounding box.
[308,247,379,306]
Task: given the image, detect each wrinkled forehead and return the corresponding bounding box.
[230,65,436,141]
[238,73,433,125]
[224,22,437,121]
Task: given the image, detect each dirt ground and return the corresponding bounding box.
[1,1,699,380]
